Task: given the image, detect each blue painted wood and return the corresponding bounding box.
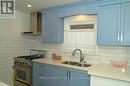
[121,2,130,45]
[51,66,68,86]
[41,0,130,12]
[32,62,90,86]
[69,69,90,86]
[42,11,64,43]
[58,6,98,18]
[41,0,130,44]
[32,62,52,86]
[97,4,121,45]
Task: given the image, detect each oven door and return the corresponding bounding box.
[14,66,31,84]
[15,80,29,86]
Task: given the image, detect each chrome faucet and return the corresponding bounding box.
[72,49,84,62]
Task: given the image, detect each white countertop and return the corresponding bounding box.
[33,58,91,71]
[0,82,8,86]
[33,58,130,82]
[88,63,130,82]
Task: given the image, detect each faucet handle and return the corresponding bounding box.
[82,54,85,60]
[80,54,84,62]
[82,55,87,63]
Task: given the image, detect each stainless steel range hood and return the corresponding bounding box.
[21,12,42,36]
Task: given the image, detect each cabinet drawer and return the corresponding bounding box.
[38,63,52,71]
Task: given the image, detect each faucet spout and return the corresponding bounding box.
[72,49,84,62]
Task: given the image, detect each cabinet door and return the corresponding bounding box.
[37,71,52,86]
[121,2,130,45]
[32,62,52,86]
[97,4,120,45]
[69,69,90,86]
[42,11,64,43]
[32,62,39,86]
[51,66,68,86]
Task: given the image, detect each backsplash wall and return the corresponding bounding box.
[0,11,32,85]
[29,11,130,63]
[31,37,130,64]
[0,11,130,86]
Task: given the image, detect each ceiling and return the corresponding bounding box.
[15,0,83,13]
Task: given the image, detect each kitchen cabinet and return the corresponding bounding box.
[97,4,120,45]
[58,6,97,18]
[32,62,90,86]
[97,2,130,45]
[51,66,68,86]
[32,62,52,86]
[91,75,130,86]
[51,66,90,86]
[121,2,130,45]
[42,11,64,43]
[69,69,90,86]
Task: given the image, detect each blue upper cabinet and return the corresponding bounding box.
[121,2,130,45]
[97,2,130,45]
[42,11,64,43]
[41,0,130,44]
[97,4,121,45]
[58,6,97,17]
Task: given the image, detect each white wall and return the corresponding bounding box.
[64,14,96,46]
[0,11,32,85]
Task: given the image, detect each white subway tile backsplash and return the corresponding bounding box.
[0,11,31,86]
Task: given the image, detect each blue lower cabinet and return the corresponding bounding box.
[51,66,68,86]
[32,62,90,86]
[37,72,52,86]
[32,62,52,86]
[69,69,90,86]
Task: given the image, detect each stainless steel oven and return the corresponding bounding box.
[13,49,47,86]
[14,58,31,85]
[15,80,29,86]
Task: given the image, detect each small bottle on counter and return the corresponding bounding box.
[52,53,56,60]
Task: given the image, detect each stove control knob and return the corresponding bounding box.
[25,63,28,66]
[22,62,24,66]
[20,62,22,65]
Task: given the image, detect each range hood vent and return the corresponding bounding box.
[21,12,42,36]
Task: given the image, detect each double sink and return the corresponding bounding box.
[61,61,91,67]
[61,49,91,67]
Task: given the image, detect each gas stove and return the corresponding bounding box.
[13,49,47,86]
[17,54,45,60]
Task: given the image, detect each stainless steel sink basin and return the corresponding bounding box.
[77,63,91,67]
[61,61,91,67]
[61,61,80,65]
